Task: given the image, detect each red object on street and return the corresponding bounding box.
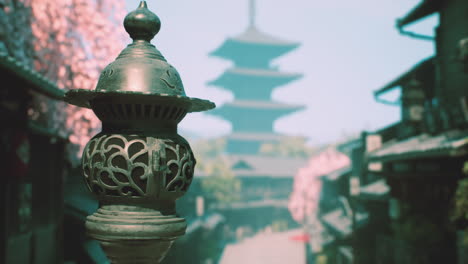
[289,233,310,242]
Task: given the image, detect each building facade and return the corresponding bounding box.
[0,16,68,263]
[363,0,468,263]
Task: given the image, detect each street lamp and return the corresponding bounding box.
[65,1,215,263]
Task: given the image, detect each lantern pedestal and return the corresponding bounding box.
[87,204,185,264]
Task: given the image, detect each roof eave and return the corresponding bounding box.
[209,38,300,59]
[368,146,468,163]
[367,134,468,163]
[373,56,434,101]
[396,0,441,28]
[232,37,300,49]
[0,53,65,100]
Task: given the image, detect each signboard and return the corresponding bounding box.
[196,196,204,217]
[368,162,383,172]
[350,176,360,196]
[366,134,382,172]
[366,134,382,153]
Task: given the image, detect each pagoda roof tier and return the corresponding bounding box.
[210,100,305,133]
[208,67,302,99]
[227,132,285,142]
[196,154,308,179]
[233,26,298,46]
[225,132,285,155]
[219,100,305,110]
[228,154,307,179]
[210,27,300,67]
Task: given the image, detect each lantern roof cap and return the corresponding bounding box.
[65,1,215,113]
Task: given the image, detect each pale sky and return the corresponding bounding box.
[125,0,437,145]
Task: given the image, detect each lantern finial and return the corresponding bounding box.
[124,1,161,42]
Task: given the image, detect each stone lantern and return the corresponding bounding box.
[64,1,215,263]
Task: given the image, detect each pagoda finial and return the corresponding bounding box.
[249,0,256,27]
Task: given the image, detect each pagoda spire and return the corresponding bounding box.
[249,0,256,27]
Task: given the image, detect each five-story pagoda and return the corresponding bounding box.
[209,0,304,155]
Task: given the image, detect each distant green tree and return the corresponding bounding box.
[259,136,315,158]
[192,138,241,205]
[192,138,227,158]
[198,157,241,204]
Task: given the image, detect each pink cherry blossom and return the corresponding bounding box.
[288,147,350,223]
[16,0,127,164]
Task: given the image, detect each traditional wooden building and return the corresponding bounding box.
[316,144,369,264]
[364,0,468,263]
[0,52,67,263]
[290,143,366,264]
[1,3,66,262]
[208,155,306,233]
[349,131,392,264]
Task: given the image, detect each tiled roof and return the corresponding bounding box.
[320,197,369,237]
[367,130,468,162]
[227,132,285,142]
[209,27,300,61]
[222,99,305,110]
[210,199,288,210]
[194,154,307,180]
[208,67,302,89]
[27,120,68,141]
[227,67,302,78]
[0,52,64,100]
[359,179,390,200]
[231,26,298,46]
[228,154,308,178]
[321,165,352,181]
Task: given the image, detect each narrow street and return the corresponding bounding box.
[220,229,306,264]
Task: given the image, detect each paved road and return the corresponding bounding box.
[219,229,306,264]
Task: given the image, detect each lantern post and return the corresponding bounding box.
[64,1,215,263]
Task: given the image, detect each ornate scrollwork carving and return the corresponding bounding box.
[162,141,195,192]
[82,134,195,197]
[160,65,183,92]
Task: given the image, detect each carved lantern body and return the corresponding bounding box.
[64,2,215,263]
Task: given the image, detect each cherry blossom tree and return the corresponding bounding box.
[17,0,127,164]
[288,147,350,223]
